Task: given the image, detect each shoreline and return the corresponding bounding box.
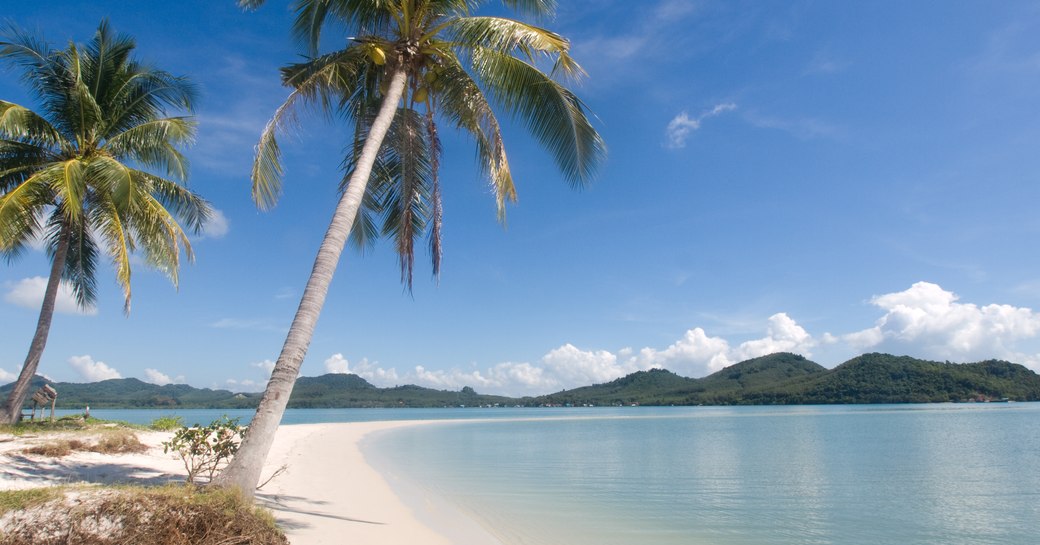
[0,420,505,545]
[256,421,505,545]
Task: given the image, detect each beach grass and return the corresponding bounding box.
[0,485,288,545]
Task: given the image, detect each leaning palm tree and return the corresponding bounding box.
[215,0,605,494]
[0,21,210,423]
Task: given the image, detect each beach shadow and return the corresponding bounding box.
[2,453,182,487]
[256,491,386,530]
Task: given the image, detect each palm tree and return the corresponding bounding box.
[215,0,605,494]
[0,21,210,423]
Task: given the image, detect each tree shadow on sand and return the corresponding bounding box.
[1,453,182,488]
[255,491,386,530]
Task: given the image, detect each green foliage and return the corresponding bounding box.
[530,353,1040,406]
[5,353,1039,409]
[0,20,209,310]
[149,415,185,431]
[0,376,260,409]
[162,417,245,484]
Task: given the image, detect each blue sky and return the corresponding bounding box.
[4,0,1040,396]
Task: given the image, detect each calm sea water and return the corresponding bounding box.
[369,404,1040,545]
[70,404,1040,544]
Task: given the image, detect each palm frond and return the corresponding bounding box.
[105,117,196,180]
[0,139,59,192]
[0,101,65,148]
[467,47,604,186]
[498,0,557,18]
[0,176,50,259]
[434,54,516,218]
[445,17,568,61]
[252,47,371,210]
[91,197,133,313]
[55,213,99,307]
[291,0,397,55]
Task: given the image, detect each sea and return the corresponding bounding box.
[65,403,1040,545]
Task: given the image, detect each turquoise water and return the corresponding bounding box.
[370,404,1040,545]
[53,406,558,426]
[68,404,1040,544]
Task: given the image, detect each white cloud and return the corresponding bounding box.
[4,277,97,316]
[541,344,641,386]
[252,359,276,374]
[0,368,16,382]
[844,282,1040,365]
[200,208,230,239]
[665,103,737,149]
[311,282,1040,395]
[324,354,349,374]
[143,368,184,386]
[324,353,400,382]
[733,313,816,361]
[319,313,817,396]
[68,355,121,382]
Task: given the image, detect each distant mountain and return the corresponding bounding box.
[535,352,1040,406]
[288,374,516,408]
[533,353,829,406]
[0,376,259,410]
[3,353,1039,410]
[0,373,515,410]
[776,353,1040,404]
[535,368,698,406]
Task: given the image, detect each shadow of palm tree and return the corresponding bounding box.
[255,491,386,530]
[2,453,182,487]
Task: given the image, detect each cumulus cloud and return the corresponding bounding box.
[844,282,1040,364]
[68,355,121,382]
[200,208,230,239]
[143,368,184,386]
[311,282,1040,396]
[317,312,818,396]
[4,277,97,316]
[0,368,16,382]
[252,359,276,374]
[324,354,400,382]
[665,103,736,149]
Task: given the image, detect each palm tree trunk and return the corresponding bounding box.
[2,223,71,424]
[213,67,409,496]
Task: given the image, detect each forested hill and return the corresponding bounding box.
[3,353,1039,409]
[534,353,1040,406]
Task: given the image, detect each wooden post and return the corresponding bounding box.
[43,385,57,422]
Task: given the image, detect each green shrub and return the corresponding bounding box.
[162,417,245,484]
[148,415,184,431]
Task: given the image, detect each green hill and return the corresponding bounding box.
[0,376,258,409]
[783,353,1040,404]
[289,374,516,407]
[536,368,698,406]
[3,353,1039,409]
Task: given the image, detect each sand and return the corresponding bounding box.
[0,420,503,545]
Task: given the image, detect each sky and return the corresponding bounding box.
[3,0,1040,397]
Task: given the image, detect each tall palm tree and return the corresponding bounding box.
[0,21,210,423]
[215,0,605,494]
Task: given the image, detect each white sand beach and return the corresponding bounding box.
[0,421,502,545]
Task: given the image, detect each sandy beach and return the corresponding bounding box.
[0,420,502,545]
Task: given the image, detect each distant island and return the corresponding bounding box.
[3,353,1039,410]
